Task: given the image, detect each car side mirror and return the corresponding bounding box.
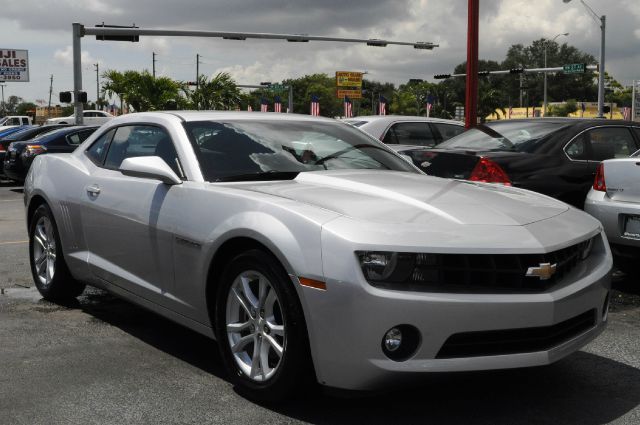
[119,156,182,185]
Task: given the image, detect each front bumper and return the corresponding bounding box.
[303,223,611,391]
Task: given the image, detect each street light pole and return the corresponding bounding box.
[0,83,5,115]
[563,0,605,118]
[543,32,569,116]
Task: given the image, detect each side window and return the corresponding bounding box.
[104,125,181,176]
[386,122,437,147]
[67,129,96,146]
[565,135,589,160]
[83,111,96,118]
[382,128,398,144]
[433,123,465,141]
[86,129,115,165]
[586,127,637,160]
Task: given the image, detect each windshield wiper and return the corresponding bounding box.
[215,171,300,182]
[314,144,388,165]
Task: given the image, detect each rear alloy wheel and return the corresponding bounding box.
[29,204,85,301]
[215,250,312,402]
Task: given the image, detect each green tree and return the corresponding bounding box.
[16,102,37,116]
[187,72,242,110]
[547,99,578,117]
[102,70,183,112]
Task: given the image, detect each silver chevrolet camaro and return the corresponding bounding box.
[24,111,612,401]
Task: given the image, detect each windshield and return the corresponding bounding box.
[438,121,570,152]
[184,120,418,182]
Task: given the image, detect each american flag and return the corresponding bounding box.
[310,95,320,116]
[260,98,268,112]
[274,96,282,113]
[425,102,432,117]
[343,96,353,118]
[247,104,253,112]
[508,106,513,118]
[378,95,387,115]
[622,107,631,121]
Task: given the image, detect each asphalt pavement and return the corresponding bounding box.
[1,179,639,425]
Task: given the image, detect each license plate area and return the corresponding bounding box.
[623,215,640,240]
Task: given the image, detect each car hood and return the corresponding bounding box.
[238,170,569,226]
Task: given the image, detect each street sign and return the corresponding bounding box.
[563,63,587,74]
[0,49,29,82]
[269,83,286,91]
[336,71,363,88]
[336,89,362,99]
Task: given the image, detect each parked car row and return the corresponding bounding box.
[1,125,99,181]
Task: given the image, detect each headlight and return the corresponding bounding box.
[579,237,595,261]
[356,251,417,283]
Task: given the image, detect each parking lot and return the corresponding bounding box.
[1,179,639,425]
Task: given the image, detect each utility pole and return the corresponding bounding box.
[196,53,201,110]
[152,52,156,78]
[94,63,99,108]
[48,75,54,109]
[288,85,293,113]
[0,83,5,116]
[465,0,479,128]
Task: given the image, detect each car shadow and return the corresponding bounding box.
[62,286,640,425]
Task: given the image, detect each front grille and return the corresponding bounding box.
[436,309,597,358]
[369,237,594,293]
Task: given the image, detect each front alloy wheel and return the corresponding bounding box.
[225,271,285,382]
[215,249,313,402]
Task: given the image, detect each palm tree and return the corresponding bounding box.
[187,72,242,110]
[102,70,183,112]
[478,85,506,123]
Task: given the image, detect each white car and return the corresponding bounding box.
[45,110,114,126]
[344,115,465,147]
[24,111,611,401]
[584,150,640,276]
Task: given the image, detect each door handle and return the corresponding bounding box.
[86,184,101,196]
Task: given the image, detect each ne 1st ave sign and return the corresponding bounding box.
[0,49,29,82]
[563,63,586,74]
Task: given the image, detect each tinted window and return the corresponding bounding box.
[184,120,417,182]
[86,129,115,165]
[565,136,589,160]
[384,122,437,147]
[433,123,465,141]
[104,125,181,175]
[67,129,96,145]
[585,127,638,160]
[440,121,570,152]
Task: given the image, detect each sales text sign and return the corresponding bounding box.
[0,49,29,82]
[336,71,363,88]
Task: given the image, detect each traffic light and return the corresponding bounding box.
[433,74,451,79]
[603,105,611,114]
[95,23,140,42]
[59,91,72,103]
[77,92,88,103]
[478,70,490,76]
[366,39,388,47]
[510,68,524,74]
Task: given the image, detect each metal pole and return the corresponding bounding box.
[597,15,606,118]
[48,75,53,109]
[633,80,637,122]
[0,84,5,115]
[543,46,548,116]
[196,54,200,110]
[94,63,99,107]
[465,0,479,128]
[152,52,156,78]
[288,85,293,113]
[72,23,84,124]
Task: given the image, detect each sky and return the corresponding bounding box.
[1,0,639,106]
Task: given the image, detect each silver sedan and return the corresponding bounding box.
[585,151,640,276]
[24,112,611,401]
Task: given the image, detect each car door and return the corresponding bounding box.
[80,124,184,307]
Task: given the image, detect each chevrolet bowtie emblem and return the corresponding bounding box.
[526,262,557,280]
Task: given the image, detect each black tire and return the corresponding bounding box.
[214,249,313,402]
[615,256,639,277]
[29,203,85,301]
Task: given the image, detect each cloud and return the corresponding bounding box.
[53,45,99,67]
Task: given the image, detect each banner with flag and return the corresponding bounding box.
[622,107,631,121]
[247,104,253,112]
[343,96,353,118]
[274,96,282,113]
[425,102,432,117]
[310,95,320,116]
[260,98,269,112]
[378,95,387,116]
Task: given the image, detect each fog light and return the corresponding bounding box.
[381,324,421,362]
[384,327,402,352]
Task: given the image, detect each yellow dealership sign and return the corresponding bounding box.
[336,71,363,88]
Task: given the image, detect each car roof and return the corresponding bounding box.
[122,111,340,123]
[346,115,464,125]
